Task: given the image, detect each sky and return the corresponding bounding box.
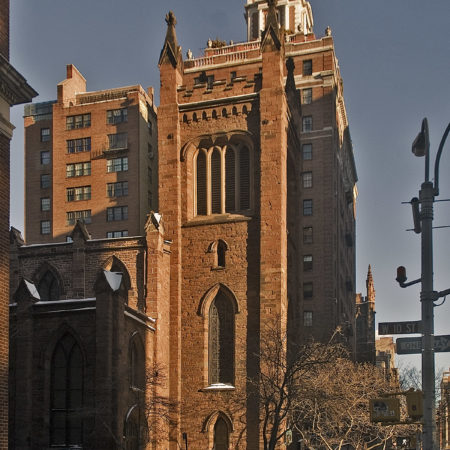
[9,0,450,372]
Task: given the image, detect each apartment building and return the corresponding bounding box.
[24,64,157,243]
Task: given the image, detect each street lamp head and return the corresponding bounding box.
[412,118,429,157]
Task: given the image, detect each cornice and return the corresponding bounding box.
[0,55,37,106]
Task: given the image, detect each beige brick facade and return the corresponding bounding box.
[24,65,158,244]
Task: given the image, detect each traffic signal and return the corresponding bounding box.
[406,389,423,420]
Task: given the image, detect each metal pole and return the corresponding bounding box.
[420,180,436,450]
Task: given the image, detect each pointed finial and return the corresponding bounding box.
[165,11,177,27]
[159,11,181,67]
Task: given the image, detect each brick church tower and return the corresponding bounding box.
[158,0,357,447]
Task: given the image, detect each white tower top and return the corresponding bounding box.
[245,0,313,41]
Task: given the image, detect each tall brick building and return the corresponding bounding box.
[156,0,356,446]
[11,0,357,448]
[0,0,37,446]
[24,64,158,243]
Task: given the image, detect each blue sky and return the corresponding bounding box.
[9,0,450,370]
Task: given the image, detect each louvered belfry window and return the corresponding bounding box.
[196,150,207,215]
[209,292,235,385]
[195,143,251,216]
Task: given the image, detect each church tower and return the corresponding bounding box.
[157,0,357,446]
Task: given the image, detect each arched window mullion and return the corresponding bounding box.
[225,146,236,213]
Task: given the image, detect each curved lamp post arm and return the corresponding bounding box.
[433,122,450,196]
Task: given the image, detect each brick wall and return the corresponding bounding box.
[0,0,9,60]
[0,134,10,449]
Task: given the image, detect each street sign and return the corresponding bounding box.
[396,335,450,354]
[396,337,422,354]
[370,398,401,423]
[434,335,450,352]
[378,321,421,335]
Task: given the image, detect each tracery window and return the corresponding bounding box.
[195,144,251,216]
[50,334,84,447]
[209,292,235,385]
[38,270,60,301]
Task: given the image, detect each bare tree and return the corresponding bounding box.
[255,322,416,450]
[254,322,347,450]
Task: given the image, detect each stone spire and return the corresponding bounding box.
[261,0,282,51]
[159,11,181,67]
[366,265,375,302]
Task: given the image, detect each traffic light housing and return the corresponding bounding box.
[406,389,423,420]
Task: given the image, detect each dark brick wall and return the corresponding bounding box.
[0,0,9,60]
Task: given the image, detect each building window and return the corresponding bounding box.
[302,116,313,132]
[107,181,128,197]
[41,128,50,142]
[67,137,91,153]
[302,88,312,104]
[66,113,91,130]
[209,292,235,385]
[302,143,312,160]
[148,143,154,159]
[41,197,51,211]
[108,132,128,150]
[106,230,129,238]
[50,334,83,447]
[66,162,91,178]
[195,143,251,216]
[303,311,313,327]
[303,255,313,271]
[66,210,91,225]
[106,108,127,124]
[302,171,313,188]
[107,157,128,173]
[41,174,51,189]
[148,167,152,184]
[129,337,145,390]
[303,282,313,298]
[40,151,51,165]
[38,270,59,300]
[217,241,227,268]
[40,220,51,235]
[66,186,91,202]
[214,417,229,450]
[107,206,128,222]
[303,59,312,76]
[303,199,313,216]
[303,226,313,244]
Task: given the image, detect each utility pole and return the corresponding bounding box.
[397,118,450,450]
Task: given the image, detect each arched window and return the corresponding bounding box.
[242,105,248,115]
[193,112,198,122]
[232,106,237,116]
[195,143,252,216]
[209,292,235,385]
[202,111,208,120]
[214,417,229,450]
[211,149,221,214]
[124,405,148,450]
[217,241,227,268]
[183,114,188,123]
[38,270,60,301]
[130,335,145,390]
[196,150,207,215]
[221,108,227,118]
[50,334,84,447]
[212,110,218,119]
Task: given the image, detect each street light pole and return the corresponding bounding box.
[410,118,450,450]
